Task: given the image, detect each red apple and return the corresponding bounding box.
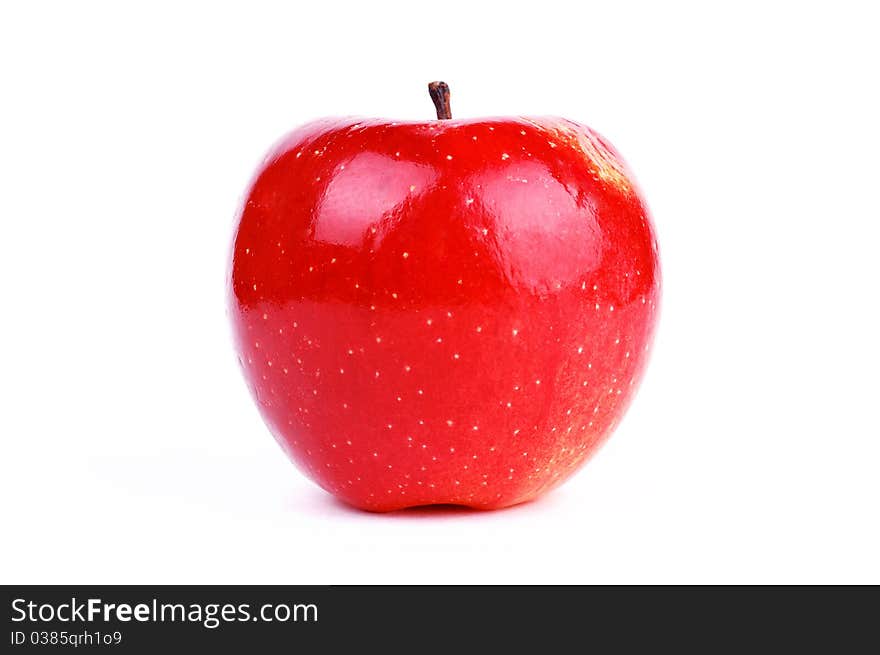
[228,82,660,511]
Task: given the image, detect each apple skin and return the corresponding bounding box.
[228,115,660,511]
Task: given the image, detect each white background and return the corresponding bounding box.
[1,1,878,584]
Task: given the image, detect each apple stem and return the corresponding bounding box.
[428,81,452,120]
